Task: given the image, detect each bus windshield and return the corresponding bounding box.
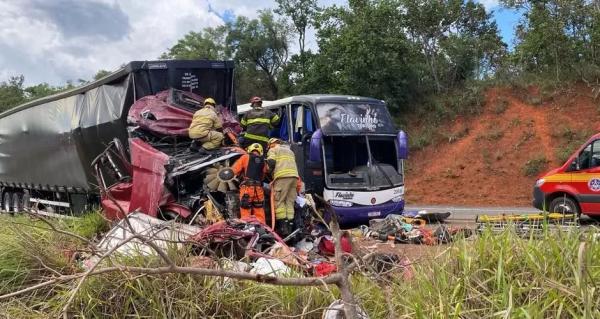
[316,102,396,135]
[323,135,403,190]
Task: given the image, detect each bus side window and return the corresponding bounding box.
[291,104,315,143]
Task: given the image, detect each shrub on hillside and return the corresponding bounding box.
[493,97,509,114]
[523,155,549,176]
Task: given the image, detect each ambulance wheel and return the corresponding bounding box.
[549,197,580,216]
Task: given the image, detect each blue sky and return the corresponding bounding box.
[491,7,523,49]
[0,0,523,86]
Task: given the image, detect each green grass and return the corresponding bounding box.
[0,213,599,318]
[0,212,107,295]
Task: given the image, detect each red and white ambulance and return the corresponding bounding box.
[533,133,600,218]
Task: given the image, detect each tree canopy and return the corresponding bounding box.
[3,0,600,115]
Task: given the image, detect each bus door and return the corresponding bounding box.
[289,103,318,191]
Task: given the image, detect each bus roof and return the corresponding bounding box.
[237,94,385,114]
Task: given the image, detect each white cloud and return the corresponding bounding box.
[0,0,223,85]
[0,0,345,85]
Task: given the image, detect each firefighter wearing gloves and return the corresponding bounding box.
[266,138,301,237]
[188,98,223,151]
[231,143,268,224]
[240,96,280,149]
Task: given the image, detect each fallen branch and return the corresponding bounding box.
[0,264,344,302]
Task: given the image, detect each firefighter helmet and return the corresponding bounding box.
[247,143,264,156]
[268,138,282,146]
[204,97,216,106]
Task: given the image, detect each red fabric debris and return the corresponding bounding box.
[317,233,353,256]
[314,262,337,276]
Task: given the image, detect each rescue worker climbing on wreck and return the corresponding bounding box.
[231,143,268,224]
[240,96,280,149]
[188,97,223,152]
[266,138,301,237]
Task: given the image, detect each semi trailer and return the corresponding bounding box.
[0,60,238,217]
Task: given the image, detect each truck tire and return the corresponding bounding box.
[549,196,580,216]
[3,192,12,214]
[12,193,23,213]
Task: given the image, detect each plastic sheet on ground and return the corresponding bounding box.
[322,300,369,319]
[97,212,200,256]
[250,257,292,276]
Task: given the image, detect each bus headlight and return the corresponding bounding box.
[329,200,353,207]
[392,196,404,203]
[535,179,545,187]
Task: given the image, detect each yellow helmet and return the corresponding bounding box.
[247,143,263,156]
[268,138,282,146]
[204,97,216,106]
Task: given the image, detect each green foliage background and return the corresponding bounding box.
[3,0,600,118]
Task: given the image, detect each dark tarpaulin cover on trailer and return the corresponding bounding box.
[0,60,235,192]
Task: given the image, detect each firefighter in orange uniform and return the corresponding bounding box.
[231,143,268,223]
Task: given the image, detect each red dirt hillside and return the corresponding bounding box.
[405,85,600,206]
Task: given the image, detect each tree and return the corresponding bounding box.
[226,10,292,98]
[0,75,26,112]
[308,0,421,113]
[161,27,229,60]
[275,0,319,77]
[502,0,600,82]
[402,0,505,92]
[24,83,63,100]
[93,70,112,80]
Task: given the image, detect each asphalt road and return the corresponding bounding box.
[405,204,600,225]
[405,205,540,222]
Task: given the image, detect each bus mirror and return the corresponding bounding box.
[397,130,408,159]
[309,129,323,162]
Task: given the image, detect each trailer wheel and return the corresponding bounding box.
[549,196,580,216]
[3,192,12,213]
[12,193,23,213]
[22,192,31,210]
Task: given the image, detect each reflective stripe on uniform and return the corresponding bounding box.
[271,155,295,162]
[274,168,298,179]
[244,132,270,142]
[271,114,280,124]
[267,145,298,179]
[245,118,272,126]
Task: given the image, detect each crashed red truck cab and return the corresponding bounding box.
[94,89,245,222]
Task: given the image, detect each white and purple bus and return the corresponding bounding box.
[238,95,408,224]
